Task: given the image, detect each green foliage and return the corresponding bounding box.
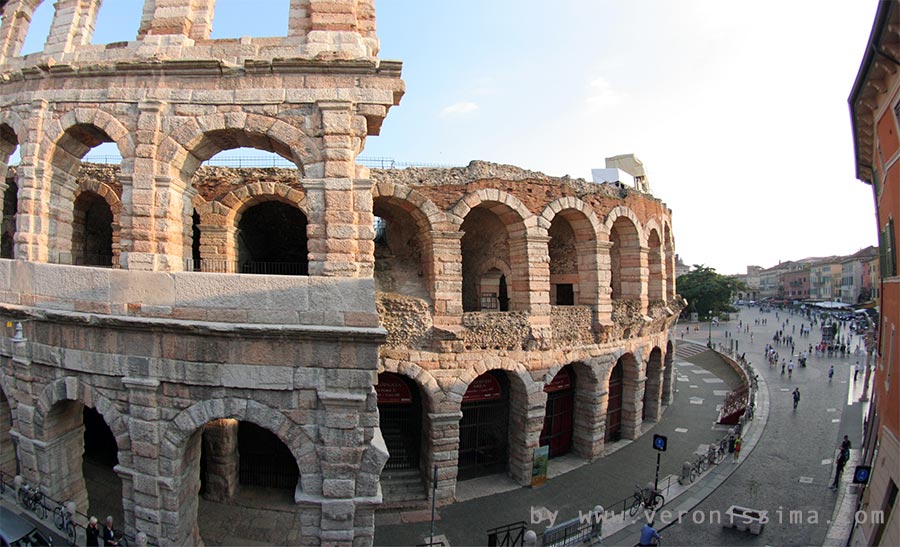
[676,265,746,320]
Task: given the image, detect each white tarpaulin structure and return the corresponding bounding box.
[813,301,852,309]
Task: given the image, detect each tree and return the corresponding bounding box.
[676,265,746,320]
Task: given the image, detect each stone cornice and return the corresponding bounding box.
[0,303,387,343]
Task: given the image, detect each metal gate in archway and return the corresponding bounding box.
[376,372,422,471]
[459,372,509,481]
[606,361,623,442]
[540,366,575,458]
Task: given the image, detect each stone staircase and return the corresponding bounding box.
[380,468,428,507]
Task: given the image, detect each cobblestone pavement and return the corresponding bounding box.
[374,343,747,546]
[660,306,868,547]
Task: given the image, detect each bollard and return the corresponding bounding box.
[523,530,537,547]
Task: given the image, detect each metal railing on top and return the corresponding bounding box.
[79,155,463,170]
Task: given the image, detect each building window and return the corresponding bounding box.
[879,218,896,278]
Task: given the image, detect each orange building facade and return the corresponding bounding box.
[850,2,900,545]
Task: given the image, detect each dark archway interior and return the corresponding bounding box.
[82,406,123,528]
[238,421,299,490]
[237,201,308,275]
[192,209,201,270]
[73,192,113,266]
[2,179,17,259]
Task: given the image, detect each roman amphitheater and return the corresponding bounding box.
[0,1,682,545]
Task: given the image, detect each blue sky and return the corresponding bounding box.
[16,0,879,275]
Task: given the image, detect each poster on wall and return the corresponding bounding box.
[531,445,550,488]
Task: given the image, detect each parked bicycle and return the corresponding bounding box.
[707,442,726,466]
[54,501,78,545]
[18,482,48,519]
[629,483,665,516]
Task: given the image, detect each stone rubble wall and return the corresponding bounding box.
[461,311,531,351]
[375,292,432,348]
[550,305,594,347]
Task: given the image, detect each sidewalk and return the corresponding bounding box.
[374,342,763,546]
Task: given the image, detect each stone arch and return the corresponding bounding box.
[158,113,322,181]
[377,360,440,413]
[602,352,642,441]
[162,398,317,477]
[160,398,316,546]
[74,180,122,215]
[33,377,130,454]
[444,361,539,407]
[643,346,664,422]
[0,371,17,476]
[454,190,541,312]
[645,221,664,303]
[372,181,445,232]
[48,109,135,172]
[541,198,603,308]
[0,109,27,147]
[373,186,439,303]
[604,205,646,246]
[541,360,605,459]
[605,206,644,304]
[227,182,309,224]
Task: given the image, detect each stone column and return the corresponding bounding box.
[201,419,239,502]
[661,349,675,406]
[508,386,545,486]
[0,0,39,63]
[316,389,368,546]
[13,99,50,262]
[423,411,461,503]
[121,377,163,544]
[43,0,102,56]
[429,231,463,337]
[572,365,605,460]
[643,370,663,422]
[197,225,237,272]
[620,375,646,440]
[137,0,214,41]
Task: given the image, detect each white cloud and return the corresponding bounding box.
[440,101,479,118]
[586,76,624,111]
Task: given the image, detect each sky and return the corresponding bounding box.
[16,0,881,275]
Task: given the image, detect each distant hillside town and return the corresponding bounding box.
[725,246,880,305]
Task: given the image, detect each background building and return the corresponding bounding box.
[849,1,900,544]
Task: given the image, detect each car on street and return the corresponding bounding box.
[0,506,52,546]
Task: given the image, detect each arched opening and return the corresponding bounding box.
[605,361,624,442]
[373,197,430,301]
[210,0,290,38]
[195,419,301,545]
[72,191,113,267]
[540,366,575,458]
[549,216,578,305]
[461,204,519,312]
[648,230,663,302]
[1,179,16,259]
[643,348,664,422]
[191,209,201,271]
[0,389,16,476]
[19,0,53,56]
[609,216,641,301]
[479,268,509,311]
[82,407,123,526]
[40,400,123,527]
[236,201,308,275]
[49,124,119,264]
[376,372,427,501]
[91,1,142,45]
[458,371,510,480]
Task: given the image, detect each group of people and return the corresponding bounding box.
[85,515,121,546]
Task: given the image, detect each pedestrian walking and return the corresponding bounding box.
[733,435,742,463]
[831,446,849,489]
[854,362,860,382]
[781,360,786,375]
[792,388,800,410]
[828,365,835,382]
[788,360,794,379]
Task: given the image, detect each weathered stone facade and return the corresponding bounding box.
[0,1,402,546]
[0,0,683,545]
